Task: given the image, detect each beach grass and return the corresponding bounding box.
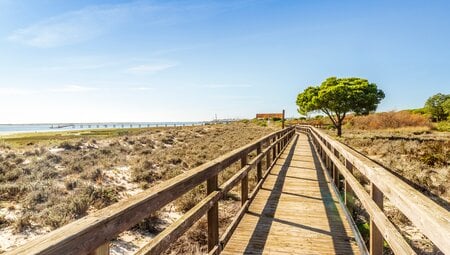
[0,128,151,147]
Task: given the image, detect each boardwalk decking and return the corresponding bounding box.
[222,133,360,255]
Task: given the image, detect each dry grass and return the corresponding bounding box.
[0,122,276,253]
[337,133,449,205]
[345,111,431,130]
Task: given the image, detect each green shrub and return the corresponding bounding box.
[0,183,27,199]
[64,178,78,190]
[46,154,62,164]
[131,160,161,183]
[13,214,32,233]
[59,141,77,150]
[435,120,450,132]
[132,213,163,234]
[80,168,102,181]
[0,215,11,228]
[175,185,205,212]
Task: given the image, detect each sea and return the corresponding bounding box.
[0,122,210,135]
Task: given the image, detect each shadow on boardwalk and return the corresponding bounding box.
[239,134,355,254]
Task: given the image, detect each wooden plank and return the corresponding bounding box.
[344,160,354,207]
[277,134,281,155]
[207,176,219,252]
[220,132,296,251]
[266,147,271,171]
[136,190,221,255]
[241,155,248,205]
[272,137,276,161]
[370,183,384,255]
[88,242,109,255]
[222,133,360,255]
[308,126,450,254]
[309,130,415,255]
[220,200,251,249]
[257,143,262,181]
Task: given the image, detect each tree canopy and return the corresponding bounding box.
[424,93,450,121]
[296,77,385,136]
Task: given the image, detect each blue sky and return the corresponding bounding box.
[0,0,449,123]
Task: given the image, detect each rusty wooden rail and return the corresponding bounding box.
[7,127,296,255]
[297,125,450,255]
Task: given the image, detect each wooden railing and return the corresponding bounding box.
[7,127,296,255]
[297,125,450,255]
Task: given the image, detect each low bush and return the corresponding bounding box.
[13,213,32,233]
[0,215,11,228]
[131,160,161,183]
[0,183,27,199]
[346,111,431,130]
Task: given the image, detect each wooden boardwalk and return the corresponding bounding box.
[222,133,360,255]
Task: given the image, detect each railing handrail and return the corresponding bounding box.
[297,125,450,254]
[7,127,295,255]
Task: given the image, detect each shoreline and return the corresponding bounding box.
[0,122,216,138]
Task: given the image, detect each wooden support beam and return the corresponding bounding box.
[333,164,339,188]
[277,134,281,155]
[241,155,248,206]
[272,137,276,161]
[88,242,109,255]
[370,183,384,255]
[256,143,262,181]
[207,176,219,252]
[266,146,271,170]
[344,160,354,208]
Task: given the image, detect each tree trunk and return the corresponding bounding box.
[336,123,342,137]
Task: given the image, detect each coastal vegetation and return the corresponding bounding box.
[1,92,449,254]
[0,122,276,253]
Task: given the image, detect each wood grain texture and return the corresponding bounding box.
[308,127,415,255]
[222,133,360,255]
[304,126,450,254]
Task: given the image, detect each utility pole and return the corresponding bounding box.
[282,109,285,129]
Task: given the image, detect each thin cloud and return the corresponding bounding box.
[127,63,177,74]
[49,85,99,93]
[7,2,152,47]
[7,1,256,48]
[203,84,253,89]
[129,87,154,91]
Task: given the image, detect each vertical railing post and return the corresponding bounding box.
[89,242,109,255]
[241,153,248,205]
[370,183,384,255]
[332,148,339,188]
[332,163,338,186]
[272,137,276,161]
[207,175,219,252]
[344,160,354,208]
[277,134,281,155]
[257,142,262,181]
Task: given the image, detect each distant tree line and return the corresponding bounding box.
[424,93,450,122]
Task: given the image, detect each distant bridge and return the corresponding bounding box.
[7,126,449,255]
